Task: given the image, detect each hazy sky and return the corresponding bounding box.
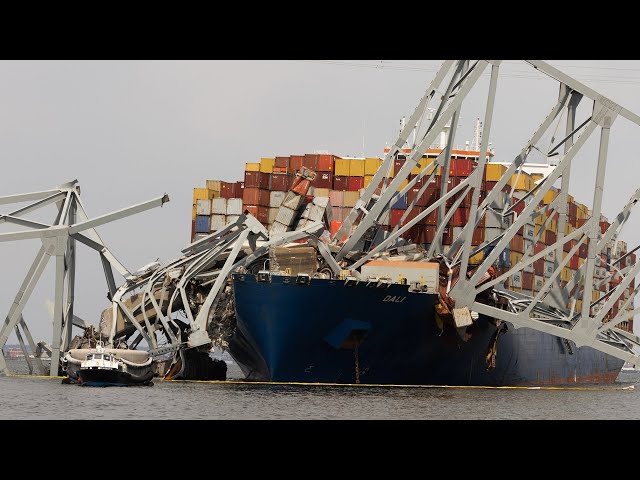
[1,59,639,344]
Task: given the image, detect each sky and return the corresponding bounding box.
[1,59,639,345]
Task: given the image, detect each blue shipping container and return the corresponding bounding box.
[391,193,408,210]
[195,215,211,233]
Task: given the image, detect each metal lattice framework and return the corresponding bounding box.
[0,180,168,376]
[331,60,640,365]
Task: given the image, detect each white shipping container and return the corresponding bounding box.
[484,227,504,244]
[308,204,325,222]
[485,210,504,229]
[524,223,535,241]
[523,239,534,255]
[534,275,544,291]
[226,198,243,215]
[226,215,239,226]
[196,199,211,216]
[523,262,534,273]
[275,206,297,226]
[270,190,286,208]
[269,221,289,236]
[312,196,330,208]
[544,260,554,278]
[268,207,279,225]
[510,272,522,288]
[300,204,312,219]
[283,191,304,210]
[211,198,227,215]
[545,249,556,262]
[210,214,226,232]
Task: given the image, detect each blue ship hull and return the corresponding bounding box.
[229,273,623,386]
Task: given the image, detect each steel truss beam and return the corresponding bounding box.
[0,182,169,376]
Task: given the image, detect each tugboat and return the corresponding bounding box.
[63,341,154,387]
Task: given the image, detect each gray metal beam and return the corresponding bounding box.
[68,194,169,235]
[48,254,66,376]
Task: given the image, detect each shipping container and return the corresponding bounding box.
[269,190,286,208]
[365,158,383,175]
[195,215,211,233]
[243,187,270,207]
[348,176,364,191]
[333,175,349,191]
[206,180,222,192]
[226,198,243,215]
[522,271,534,291]
[484,163,508,182]
[329,190,345,208]
[196,199,211,216]
[393,158,406,177]
[193,187,215,202]
[343,191,360,208]
[226,215,239,226]
[244,171,269,189]
[210,214,226,232]
[392,193,408,210]
[211,198,227,215]
[349,159,365,177]
[260,157,275,173]
[510,272,523,289]
[245,162,260,172]
[534,258,544,276]
[510,234,525,254]
[313,172,333,189]
[270,173,291,192]
[274,156,290,169]
[289,155,304,172]
[244,205,269,224]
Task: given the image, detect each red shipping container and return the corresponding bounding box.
[390,209,405,228]
[318,154,335,172]
[220,181,236,199]
[348,176,364,191]
[290,155,304,172]
[233,181,245,198]
[568,202,578,217]
[449,158,475,177]
[424,225,436,243]
[452,207,469,227]
[242,187,270,207]
[522,271,534,291]
[563,239,576,253]
[244,171,269,189]
[600,221,610,234]
[570,255,579,270]
[313,172,333,189]
[191,220,196,242]
[545,230,557,245]
[333,175,349,191]
[442,226,453,245]
[303,153,320,171]
[275,156,290,169]
[408,175,424,188]
[534,242,545,256]
[394,159,406,176]
[243,204,269,224]
[472,226,485,246]
[510,234,525,253]
[424,209,438,225]
[405,207,425,225]
[534,258,544,276]
[579,243,588,259]
[269,174,288,192]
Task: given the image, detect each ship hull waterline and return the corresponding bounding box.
[228,274,623,386]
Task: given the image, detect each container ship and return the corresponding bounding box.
[190,137,636,385]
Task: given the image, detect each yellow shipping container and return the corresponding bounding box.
[192,204,197,220]
[260,157,275,173]
[343,191,360,208]
[397,179,409,191]
[365,158,382,176]
[565,223,574,235]
[193,187,212,202]
[349,159,365,177]
[245,162,260,172]
[335,158,350,176]
[206,180,222,192]
[561,267,573,282]
[411,159,427,175]
[510,251,523,266]
[364,175,375,188]
[592,290,600,302]
[575,299,583,312]
[485,163,508,182]
[469,250,484,264]
[543,189,558,205]
[509,173,533,191]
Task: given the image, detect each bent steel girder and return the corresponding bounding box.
[368,60,640,366]
[0,181,169,376]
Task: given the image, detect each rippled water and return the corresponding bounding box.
[2,359,639,420]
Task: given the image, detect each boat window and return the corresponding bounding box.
[95,354,102,360]
[104,355,110,361]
